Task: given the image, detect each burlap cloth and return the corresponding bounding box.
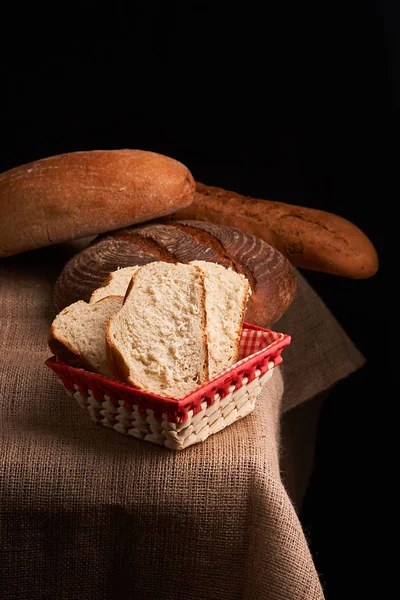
[0,241,365,600]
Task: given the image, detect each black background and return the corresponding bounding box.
[0,1,392,598]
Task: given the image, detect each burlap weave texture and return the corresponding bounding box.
[0,243,365,600]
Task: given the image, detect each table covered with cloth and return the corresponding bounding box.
[0,241,365,600]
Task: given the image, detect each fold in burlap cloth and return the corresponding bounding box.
[0,243,365,600]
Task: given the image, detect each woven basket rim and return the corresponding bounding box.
[45,322,291,420]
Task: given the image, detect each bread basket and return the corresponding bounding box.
[45,323,291,450]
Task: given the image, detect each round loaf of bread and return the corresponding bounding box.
[0,150,195,258]
[53,220,297,328]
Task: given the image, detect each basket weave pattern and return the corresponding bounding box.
[46,324,291,450]
[66,364,274,450]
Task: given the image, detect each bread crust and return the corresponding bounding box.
[53,221,296,328]
[0,150,195,257]
[105,269,142,382]
[89,267,140,303]
[232,279,250,366]
[172,220,295,328]
[47,328,88,370]
[89,272,114,301]
[48,300,91,369]
[105,318,132,383]
[122,269,141,305]
[172,182,379,279]
[48,296,123,374]
[191,265,210,383]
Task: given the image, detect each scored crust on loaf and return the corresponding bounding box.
[53,220,297,327]
[48,296,123,377]
[90,266,141,303]
[106,262,209,398]
[190,260,250,378]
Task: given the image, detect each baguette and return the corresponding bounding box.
[0,150,195,258]
[171,182,379,279]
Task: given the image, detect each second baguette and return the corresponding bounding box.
[172,182,379,279]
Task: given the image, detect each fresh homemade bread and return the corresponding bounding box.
[106,262,209,398]
[172,182,379,279]
[0,149,195,258]
[90,266,140,303]
[53,220,297,328]
[190,261,250,378]
[48,296,123,378]
[90,261,250,379]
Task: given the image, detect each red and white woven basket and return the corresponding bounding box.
[45,323,291,450]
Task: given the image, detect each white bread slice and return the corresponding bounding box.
[90,266,140,303]
[190,261,250,378]
[106,262,209,398]
[48,296,123,377]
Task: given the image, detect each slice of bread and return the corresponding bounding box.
[190,261,250,378]
[90,266,140,303]
[106,262,209,398]
[48,296,123,377]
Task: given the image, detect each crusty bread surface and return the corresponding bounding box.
[0,149,195,257]
[53,221,296,328]
[172,182,379,279]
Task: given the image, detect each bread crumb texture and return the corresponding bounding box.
[50,261,251,399]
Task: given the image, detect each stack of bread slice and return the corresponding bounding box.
[48,261,250,399]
